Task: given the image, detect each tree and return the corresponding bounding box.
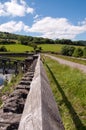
[68,46,75,56]
[73,48,83,57]
[18,36,28,45]
[36,47,42,53]
[61,45,75,56]
[83,47,86,57]
[0,46,7,52]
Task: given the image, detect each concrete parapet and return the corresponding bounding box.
[18,55,64,130]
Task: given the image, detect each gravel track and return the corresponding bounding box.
[45,54,86,74]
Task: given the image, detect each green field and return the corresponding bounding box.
[0,43,86,66]
[42,56,86,130]
[38,44,84,52]
[38,44,63,52]
[0,44,33,52]
[0,43,63,53]
[0,43,85,53]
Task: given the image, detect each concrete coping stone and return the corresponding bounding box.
[18,54,64,130]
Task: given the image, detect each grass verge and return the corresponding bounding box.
[42,56,86,130]
[52,54,86,65]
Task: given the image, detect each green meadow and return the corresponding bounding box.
[42,56,86,130]
[0,44,33,52]
[38,44,63,52]
[0,43,63,53]
[0,43,84,53]
[38,44,84,52]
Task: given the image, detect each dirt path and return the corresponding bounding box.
[44,54,86,74]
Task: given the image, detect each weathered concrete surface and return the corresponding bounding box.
[18,55,64,130]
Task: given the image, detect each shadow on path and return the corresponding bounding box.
[45,63,86,130]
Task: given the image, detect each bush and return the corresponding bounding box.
[73,48,83,57]
[0,46,7,52]
[83,47,86,57]
[61,45,75,56]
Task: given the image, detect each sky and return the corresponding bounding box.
[0,0,86,40]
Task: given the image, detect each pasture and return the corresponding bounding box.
[0,44,33,52]
[38,44,63,52]
[0,43,84,53]
[38,44,84,53]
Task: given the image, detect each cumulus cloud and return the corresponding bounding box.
[0,17,86,39]
[0,0,34,17]
[28,17,86,39]
[0,21,29,33]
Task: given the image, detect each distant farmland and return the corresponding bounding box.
[0,43,84,53]
[0,44,33,52]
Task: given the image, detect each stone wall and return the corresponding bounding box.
[0,54,64,130]
[18,55,64,130]
[0,57,37,130]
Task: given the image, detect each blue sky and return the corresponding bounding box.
[0,0,86,40]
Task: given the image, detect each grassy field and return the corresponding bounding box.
[42,56,86,130]
[38,44,64,52]
[0,44,33,52]
[0,43,63,53]
[38,44,84,52]
[0,43,84,53]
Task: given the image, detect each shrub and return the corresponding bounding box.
[73,48,83,57]
[61,45,75,56]
[0,46,7,52]
[83,47,86,57]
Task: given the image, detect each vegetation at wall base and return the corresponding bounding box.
[42,56,86,130]
[0,72,23,107]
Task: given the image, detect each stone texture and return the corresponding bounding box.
[19,80,31,85]
[0,56,38,130]
[16,85,30,91]
[0,110,21,130]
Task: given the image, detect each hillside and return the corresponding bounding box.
[0,31,86,46]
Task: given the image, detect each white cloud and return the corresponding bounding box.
[0,17,86,40]
[78,18,86,25]
[34,14,39,19]
[0,21,29,33]
[28,17,86,39]
[33,14,42,23]
[0,0,34,17]
[26,7,34,14]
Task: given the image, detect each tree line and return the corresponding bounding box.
[0,31,86,46]
[61,45,86,58]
